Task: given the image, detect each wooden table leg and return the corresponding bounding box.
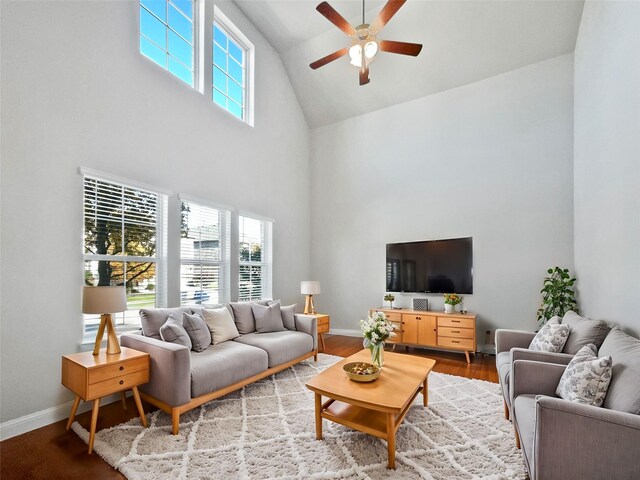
[319,333,326,352]
[88,398,100,454]
[465,350,471,364]
[131,386,147,428]
[387,413,396,469]
[314,393,323,440]
[423,377,429,407]
[120,391,128,411]
[66,396,81,430]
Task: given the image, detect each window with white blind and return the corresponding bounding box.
[180,199,230,305]
[238,215,272,301]
[83,175,167,335]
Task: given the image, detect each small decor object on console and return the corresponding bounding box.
[301,280,321,314]
[360,311,396,367]
[443,293,462,314]
[412,297,429,312]
[384,293,395,309]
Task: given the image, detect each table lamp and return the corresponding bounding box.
[301,281,321,314]
[83,286,127,355]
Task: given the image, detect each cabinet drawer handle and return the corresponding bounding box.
[451,320,460,323]
[452,340,460,344]
[119,366,124,371]
[451,330,460,333]
[119,380,124,385]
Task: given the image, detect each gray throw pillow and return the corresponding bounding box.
[139,307,192,340]
[252,303,286,333]
[561,311,611,355]
[529,322,570,352]
[181,312,211,352]
[159,315,192,349]
[599,327,640,414]
[268,300,297,330]
[556,344,612,407]
[202,307,240,345]
[230,302,256,334]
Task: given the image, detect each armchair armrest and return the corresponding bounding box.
[120,334,191,407]
[510,348,573,366]
[294,314,317,350]
[495,329,536,354]
[511,359,566,399]
[534,396,640,480]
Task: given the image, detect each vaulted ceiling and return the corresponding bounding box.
[234,0,585,127]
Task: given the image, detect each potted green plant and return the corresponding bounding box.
[443,293,462,313]
[384,294,395,309]
[536,267,578,326]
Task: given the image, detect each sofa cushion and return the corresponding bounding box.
[598,327,640,414]
[234,331,313,368]
[529,322,570,353]
[201,307,239,345]
[562,311,610,355]
[252,303,286,333]
[182,313,211,352]
[556,344,612,407]
[189,342,268,397]
[190,304,233,317]
[230,302,256,334]
[497,351,512,406]
[159,315,192,349]
[513,394,538,478]
[140,307,192,340]
[268,300,297,330]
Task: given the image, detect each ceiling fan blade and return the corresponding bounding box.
[379,40,423,56]
[309,47,349,69]
[316,2,356,36]
[369,0,407,33]
[359,66,370,86]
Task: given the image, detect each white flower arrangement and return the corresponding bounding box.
[360,311,397,347]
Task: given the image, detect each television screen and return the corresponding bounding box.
[386,237,473,294]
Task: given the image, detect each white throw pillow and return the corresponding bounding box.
[556,344,612,407]
[529,321,570,352]
[202,307,240,345]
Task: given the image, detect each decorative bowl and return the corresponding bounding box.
[343,362,381,382]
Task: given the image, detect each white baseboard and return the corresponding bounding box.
[0,392,125,441]
[328,328,361,337]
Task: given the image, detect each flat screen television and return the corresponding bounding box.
[386,237,473,294]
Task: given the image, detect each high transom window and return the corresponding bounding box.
[139,0,195,87]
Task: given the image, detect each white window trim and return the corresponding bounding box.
[81,170,169,343]
[212,5,255,127]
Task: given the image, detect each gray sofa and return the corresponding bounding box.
[121,303,318,434]
[496,311,610,419]
[510,327,640,480]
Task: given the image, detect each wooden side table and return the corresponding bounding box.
[61,346,150,453]
[306,313,330,352]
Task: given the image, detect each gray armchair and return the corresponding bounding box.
[511,359,640,480]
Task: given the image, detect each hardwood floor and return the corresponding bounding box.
[0,335,496,479]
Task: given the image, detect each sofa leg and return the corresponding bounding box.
[314,353,318,362]
[514,425,521,449]
[504,400,510,421]
[171,408,180,435]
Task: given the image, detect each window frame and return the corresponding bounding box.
[81,168,169,341]
[179,195,231,306]
[212,5,255,126]
[238,213,273,302]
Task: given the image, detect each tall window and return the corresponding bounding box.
[180,200,230,305]
[238,215,272,301]
[139,0,195,87]
[83,175,167,334]
[212,7,254,123]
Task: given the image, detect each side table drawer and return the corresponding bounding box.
[87,370,149,400]
[318,323,330,334]
[89,357,149,384]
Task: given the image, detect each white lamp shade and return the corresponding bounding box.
[301,281,321,295]
[82,286,127,314]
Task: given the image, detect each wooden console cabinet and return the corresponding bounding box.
[370,308,477,363]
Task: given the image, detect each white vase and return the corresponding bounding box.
[444,304,454,313]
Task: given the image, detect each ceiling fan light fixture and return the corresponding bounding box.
[364,41,378,59]
[349,44,363,67]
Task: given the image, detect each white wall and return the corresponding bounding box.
[309,55,575,344]
[573,1,640,337]
[0,0,309,425]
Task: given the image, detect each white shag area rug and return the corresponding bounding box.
[72,354,526,479]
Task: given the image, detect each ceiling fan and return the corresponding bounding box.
[309,0,422,86]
